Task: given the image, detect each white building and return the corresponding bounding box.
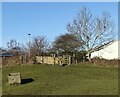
[91,40,120,60]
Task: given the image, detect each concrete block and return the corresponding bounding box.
[8,73,21,85]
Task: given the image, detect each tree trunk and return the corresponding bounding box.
[87,52,91,62]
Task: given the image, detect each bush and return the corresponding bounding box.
[92,57,119,67]
[2,55,29,66]
[2,56,21,66]
[75,51,88,63]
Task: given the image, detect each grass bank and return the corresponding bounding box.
[2,63,118,95]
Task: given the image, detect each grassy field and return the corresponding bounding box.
[0,69,2,96]
[2,63,118,95]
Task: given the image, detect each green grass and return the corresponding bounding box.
[2,63,118,95]
[0,69,2,96]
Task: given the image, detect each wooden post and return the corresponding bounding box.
[53,54,55,66]
[68,55,71,65]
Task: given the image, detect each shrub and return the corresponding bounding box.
[92,57,119,67]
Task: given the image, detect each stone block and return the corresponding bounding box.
[8,73,21,85]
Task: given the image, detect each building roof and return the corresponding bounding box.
[93,40,117,52]
[0,54,14,57]
[91,40,119,59]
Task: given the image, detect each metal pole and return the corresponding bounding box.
[28,33,31,63]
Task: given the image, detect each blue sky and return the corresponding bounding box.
[2,2,118,48]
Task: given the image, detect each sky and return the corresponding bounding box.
[2,2,118,48]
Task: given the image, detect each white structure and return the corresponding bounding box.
[91,40,120,60]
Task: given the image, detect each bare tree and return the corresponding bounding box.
[7,39,21,54]
[19,44,28,55]
[7,39,19,48]
[30,36,49,56]
[67,7,116,61]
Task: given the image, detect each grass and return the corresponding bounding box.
[2,63,118,95]
[0,69,2,96]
